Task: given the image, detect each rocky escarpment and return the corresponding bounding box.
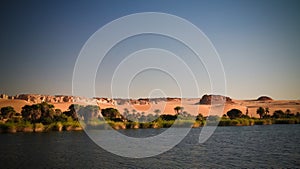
[166,97,181,102]
[199,94,233,105]
[0,94,93,104]
[15,94,76,103]
[93,97,116,104]
[2,93,234,105]
[114,97,181,105]
[13,94,119,104]
[257,96,273,101]
[114,98,151,105]
[0,94,14,99]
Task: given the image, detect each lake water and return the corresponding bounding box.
[0,124,299,168]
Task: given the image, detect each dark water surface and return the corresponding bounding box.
[0,125,299,168]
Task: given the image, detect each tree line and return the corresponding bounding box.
[224,107,300,119]
[1,103,300,133]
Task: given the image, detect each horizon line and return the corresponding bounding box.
[0,93,299,101]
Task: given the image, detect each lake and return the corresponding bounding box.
[0,124,299,168]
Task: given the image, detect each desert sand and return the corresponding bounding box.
[1,96,300,118]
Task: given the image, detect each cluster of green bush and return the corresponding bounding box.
[91,106,198,129]
[217,118,300,126]
[0,102,84,133]
[216,107,300,126]
[83,116,197,130]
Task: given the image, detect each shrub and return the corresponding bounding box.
[46,122,62,131]
[41,117,54,125]
[0,106,16,119]
[237,118,251,126]
[16,121,33,132]
[192,121,203,128]
[274,118,298,124]
[101,108,125,122]
[34,123,44,132]
[126,121,139,129]
[151,121,162,129]
[176,120,194,128]
[230,120,240,126]
[108,122,126,130]
[63,121,82,131]
[161,120,175,128]
[159,115,177,121]
[254,119,272,125]
[227,109,243,119]
[0,122,17,133]
[205,115,220,126]
[218,119,231,126]
[139,122,152,129]
[254,119,264,125]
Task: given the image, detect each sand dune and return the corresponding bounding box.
[0,99,31,113]
[1,97,300,118]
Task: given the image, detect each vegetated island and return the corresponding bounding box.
[0,94,299,133]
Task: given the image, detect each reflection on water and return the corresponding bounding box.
[0,125,299,168]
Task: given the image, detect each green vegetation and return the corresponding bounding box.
[0,106,17,119]
[0,104,300,133]
[218,118,255,126]
[256,107,265,118]
[226,109,243,119]
[174,106,184,115]
[0,102,84,133]
[215,107,300,127]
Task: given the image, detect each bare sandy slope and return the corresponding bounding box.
[0,99,31,113]
[232,99,300,117]
[52,102,96,112]
[101,99,300,118]
[0,99,96,113]
[1,98,300,118]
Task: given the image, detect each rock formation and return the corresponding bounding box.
[166,97,181,102]
[93,97,116,105]
[0,94,9,99]
[114,97,181,105]
[199,94,233,105]
[257,96,273,101]
[13,94,86,104]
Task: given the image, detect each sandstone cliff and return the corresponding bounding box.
[199,94,233,105]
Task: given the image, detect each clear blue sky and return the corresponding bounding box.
[0,0,299,99]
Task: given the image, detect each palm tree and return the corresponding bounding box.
[174,106,184,115]
[265,107,269,116]
[256,107,265,119]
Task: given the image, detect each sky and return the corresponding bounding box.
[0,0,299,100]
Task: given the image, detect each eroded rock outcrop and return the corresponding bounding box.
[166,98,181,102]
[14,94,85,104]
[114,97,181,105]
[199,94,233,105]
[93,97,116,105]
[0,94,9,99]
[257,96,273,101]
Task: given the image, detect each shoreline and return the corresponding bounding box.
[1,118,299,134]
[1,95,299,134]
